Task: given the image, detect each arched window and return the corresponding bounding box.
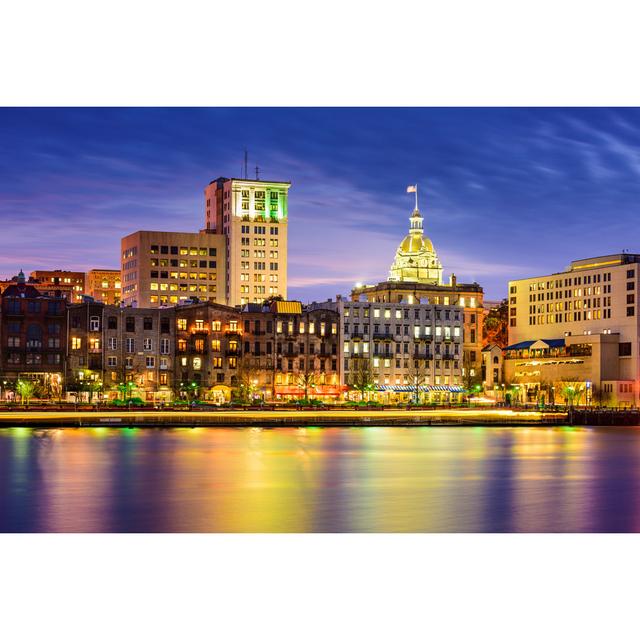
[493,356,500,364]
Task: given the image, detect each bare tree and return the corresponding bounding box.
[349,357,375,401]
[462,350,482,391]
[234,358,260,403]
[296,370,317,401]
[407,358,428,404]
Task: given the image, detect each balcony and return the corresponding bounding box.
[373,333,393,341]
[224,329,241,337]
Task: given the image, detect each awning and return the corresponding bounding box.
[375,384,465,393]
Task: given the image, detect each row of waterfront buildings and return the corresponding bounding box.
[1,173,639,406]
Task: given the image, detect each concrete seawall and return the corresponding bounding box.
[0,408,568,428]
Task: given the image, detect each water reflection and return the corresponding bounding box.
[1,426,640,532]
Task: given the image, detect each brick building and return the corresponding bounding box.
[0,271,67,395]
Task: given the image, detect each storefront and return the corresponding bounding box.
[375,384,465,404]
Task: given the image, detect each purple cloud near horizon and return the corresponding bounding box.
[2,107,640,302]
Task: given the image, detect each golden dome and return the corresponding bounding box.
[399,233,434,254]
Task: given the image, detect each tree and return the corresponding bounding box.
[593,383,612,408]
[176,380,200,402]
[263,294,284,306]
[296,371,317,401]
[407,357,428,404]
[349,357,375,401]
[462,350,482,392]
[16,378,35,407]
[233,359,260,403]
[558,380,585,408]
[483,299,509,348]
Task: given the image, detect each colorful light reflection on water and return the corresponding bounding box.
[1,425,640,532]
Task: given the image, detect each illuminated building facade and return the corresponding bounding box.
[0,272,66,393]
[351,195,484,388]
[204,178,291,307]
[174,302,243,404]
[388,203,443,284]
[241,301,341,401]
[67,302,176,403]
[120,230,226,308]
[1,273,76,303]
[315,297,464,402]
[30,270,86,303]
[87,269,121,305]
[507,253,640,406]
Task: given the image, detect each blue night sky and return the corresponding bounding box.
[1,107,640,302]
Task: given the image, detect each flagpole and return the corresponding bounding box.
[415,184,418,211]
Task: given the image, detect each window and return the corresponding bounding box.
[126,337,135,353]
[627,307,635,317]
[108,337,117,350]
[126,317,135,332]
[143,338,153,351]
[108,316,117,330]
[146,356,155,368]
[160,338,170,354]
[71,337,82,350]
[619,343,632,356]
[212,320,221,331]
[107,356,117,367]
[143,317,153,330]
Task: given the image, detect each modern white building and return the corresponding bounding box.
[507,253,640,406]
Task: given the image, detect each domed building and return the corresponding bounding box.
[388,205,443,285]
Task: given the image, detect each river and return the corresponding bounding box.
[1,425,639,532]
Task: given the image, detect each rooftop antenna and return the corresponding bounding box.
[255,165,261,181]
[243,149,248,179]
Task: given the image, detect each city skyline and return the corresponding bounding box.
[2,107,640,302]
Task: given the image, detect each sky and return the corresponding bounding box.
[1,107,640,302]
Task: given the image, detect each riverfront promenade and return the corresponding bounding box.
[0,408,567,427]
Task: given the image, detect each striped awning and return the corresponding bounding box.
[375,384,465,393]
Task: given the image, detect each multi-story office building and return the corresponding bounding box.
[87,269,122,305]
[120,231,226,308]
[316,297,464,403]
[241,301,341,401]
[350,198,484,386]
[30,270,86,303]
[0,271,67,394]
[204,177,291,306]
[120,177,291,310]
[506,253,640,406]
[67,302,175,403]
